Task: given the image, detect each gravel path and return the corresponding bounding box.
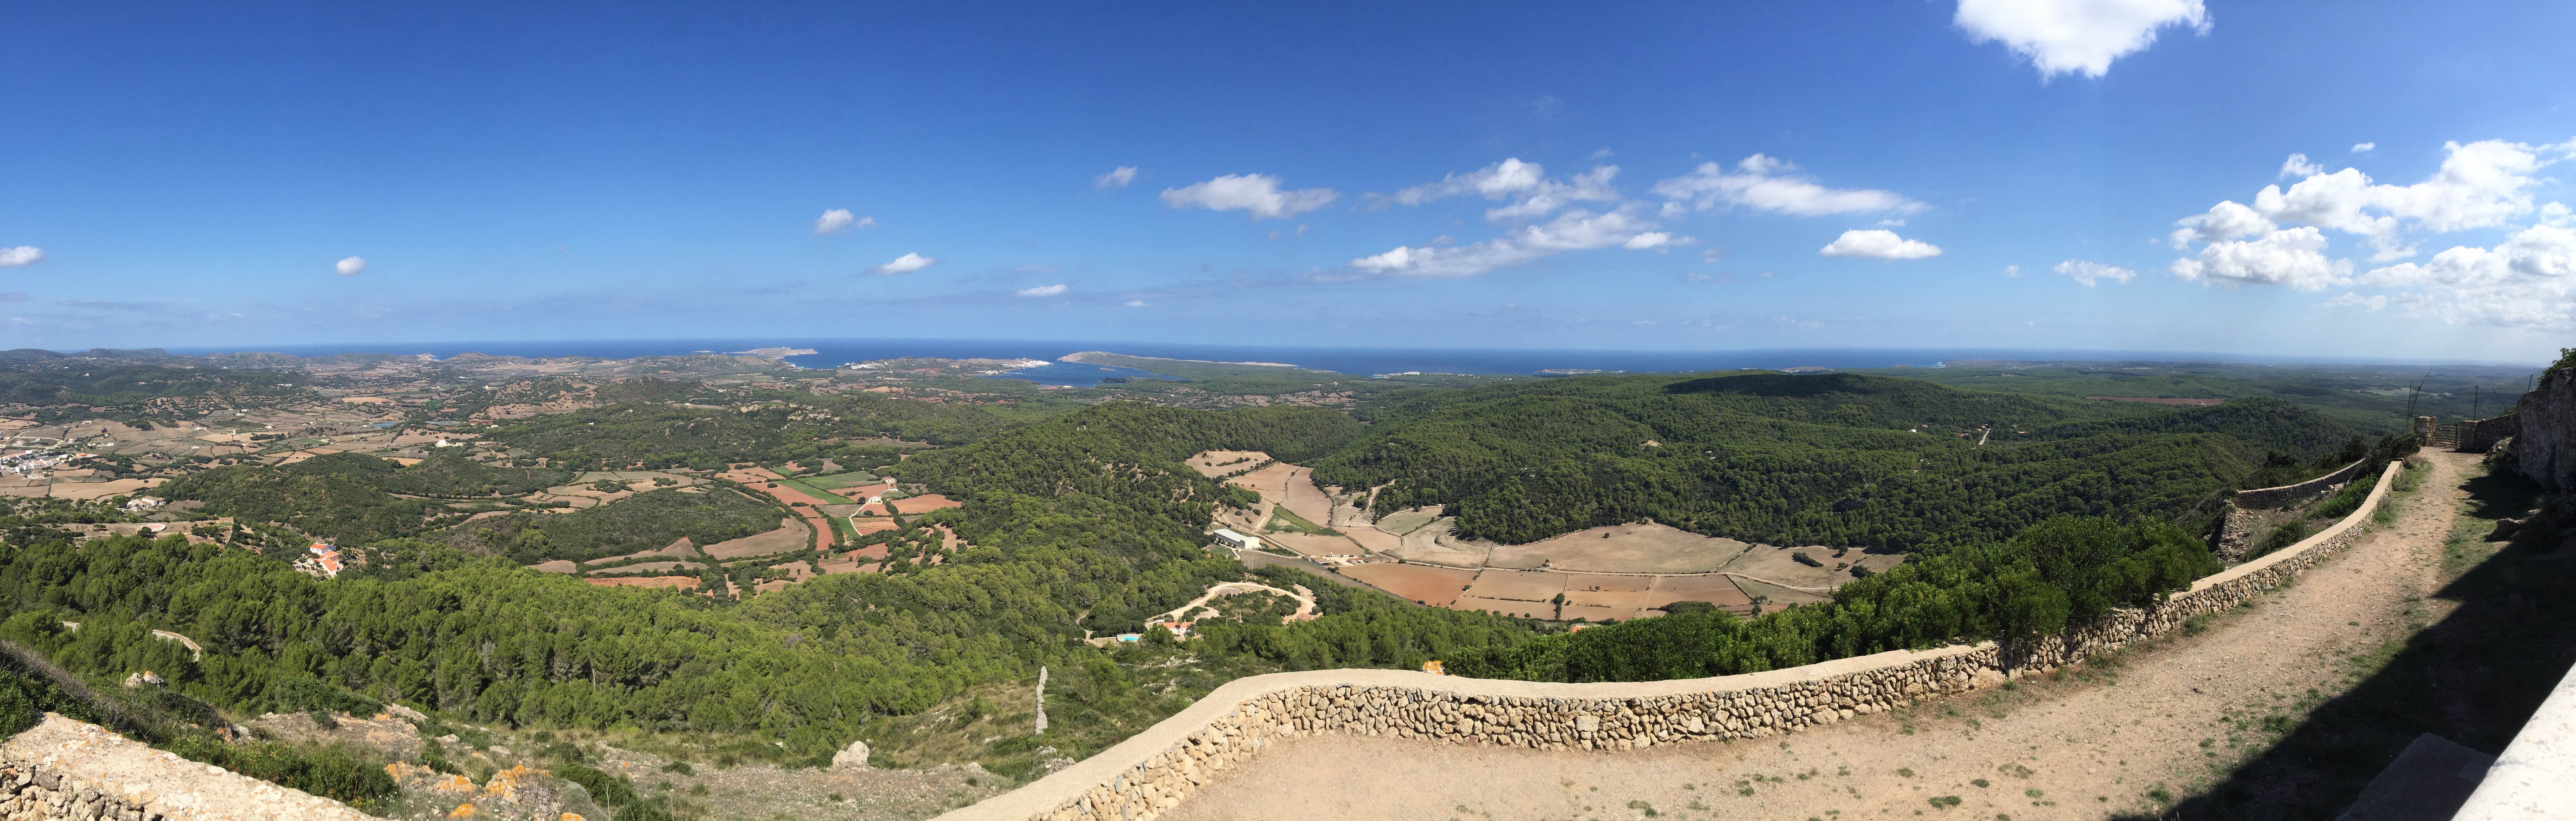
[1167,453,2469,821]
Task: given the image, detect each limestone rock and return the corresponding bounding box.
[832,739,872,771]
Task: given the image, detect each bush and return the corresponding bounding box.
[2308,472,2382,522]
[558,762,638,807]
[1791,551,1821,567]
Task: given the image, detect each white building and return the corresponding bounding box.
[1209,528,1260,551]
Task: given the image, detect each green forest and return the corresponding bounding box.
[450,486,786,563]
[0,366,2441,799]
[1313,372,2361,547]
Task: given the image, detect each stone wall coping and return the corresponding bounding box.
[2194,460,2401,593]
[936,459,2408,821]
[0,713,381,820]
[941,642,1991,821]
[2454,643,2576,819]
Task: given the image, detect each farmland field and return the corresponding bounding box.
[1460,569,1564,602]
[1482,522,1752,574]
[797,471,880,489]
[701,518,808,560]
[777,477,857,503]
[1338,563,1476,607]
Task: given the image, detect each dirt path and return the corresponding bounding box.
[1167,453,2472,821]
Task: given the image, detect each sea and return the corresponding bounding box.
[153,339,2475,387]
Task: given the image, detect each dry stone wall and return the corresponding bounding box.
[939,461,2407,821]
[2233,457,2369,510]
[2457,413,2518,454]
[0,714,379,821]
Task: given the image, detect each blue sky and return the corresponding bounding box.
[4,1,2573,361]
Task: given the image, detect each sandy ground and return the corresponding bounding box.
[1189,450,1271,478]
[702,518,809,559]
[1487,523,1755,574]
[1169,453,2473,821]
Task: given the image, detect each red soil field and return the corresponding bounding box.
[1451,595,1556,619]
[583,576,698,590]
[864,494,960,516]
[1339,564,1476,607]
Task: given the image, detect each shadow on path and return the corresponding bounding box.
[2140,466,2573,819]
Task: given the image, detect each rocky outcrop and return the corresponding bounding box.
[832,740,872,772]
[2505,369,2576,492]
[0,713,380,820]
[938,461,2407,821]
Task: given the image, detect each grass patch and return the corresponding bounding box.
[799,471,880,489]
[1263,506,1341,536]
[777,477,857,503]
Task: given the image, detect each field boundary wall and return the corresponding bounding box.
[938,460,2408,821]
[2234,457,2371,509]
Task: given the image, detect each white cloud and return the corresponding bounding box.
[1622,232,1691,250]
[2329,292,2389,310]
[2165,137,2576,310]
[2279,153,2324,179]
[2167,200,2276,248]
[2052,259,2136,286]
[2354,224,2576,326]
[1095,166,1138,190]
[0,247,43,267]
[1953,0,2210,80]
[335,256,365,276]
[2352,142,2377,153]
[2360,223,2576,288]
[1651,155,1922,217]
[1701,248,1727,263]
[1159,174,1338,220]
[1346,207,1689,278]
[813,209,875,235]
[2236,139,2568,260]
[1016,284,1069,297]
[2003,264,2022,277]
[867,252,940,275]
[1818,229,1942,260]
[2169,226,2349,291]
[1124,299,1149,307]
[1377,159,1621,222]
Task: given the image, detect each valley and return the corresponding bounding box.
[0,347,2541,821]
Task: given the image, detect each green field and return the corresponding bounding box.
[777,477,857,503]
[1264,506,1337,535]
[799,471,880,489]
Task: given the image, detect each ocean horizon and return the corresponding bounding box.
[138,338,2541,377]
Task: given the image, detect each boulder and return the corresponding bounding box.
[832,739,872,771]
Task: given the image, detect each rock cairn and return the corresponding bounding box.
[941,461,2403,821]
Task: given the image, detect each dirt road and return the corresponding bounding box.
[1167,453,2471,821]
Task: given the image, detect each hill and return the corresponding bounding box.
[1312,372,2360,549]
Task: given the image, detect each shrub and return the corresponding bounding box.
[1791,551,1821,567]
[558,762,638,807]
